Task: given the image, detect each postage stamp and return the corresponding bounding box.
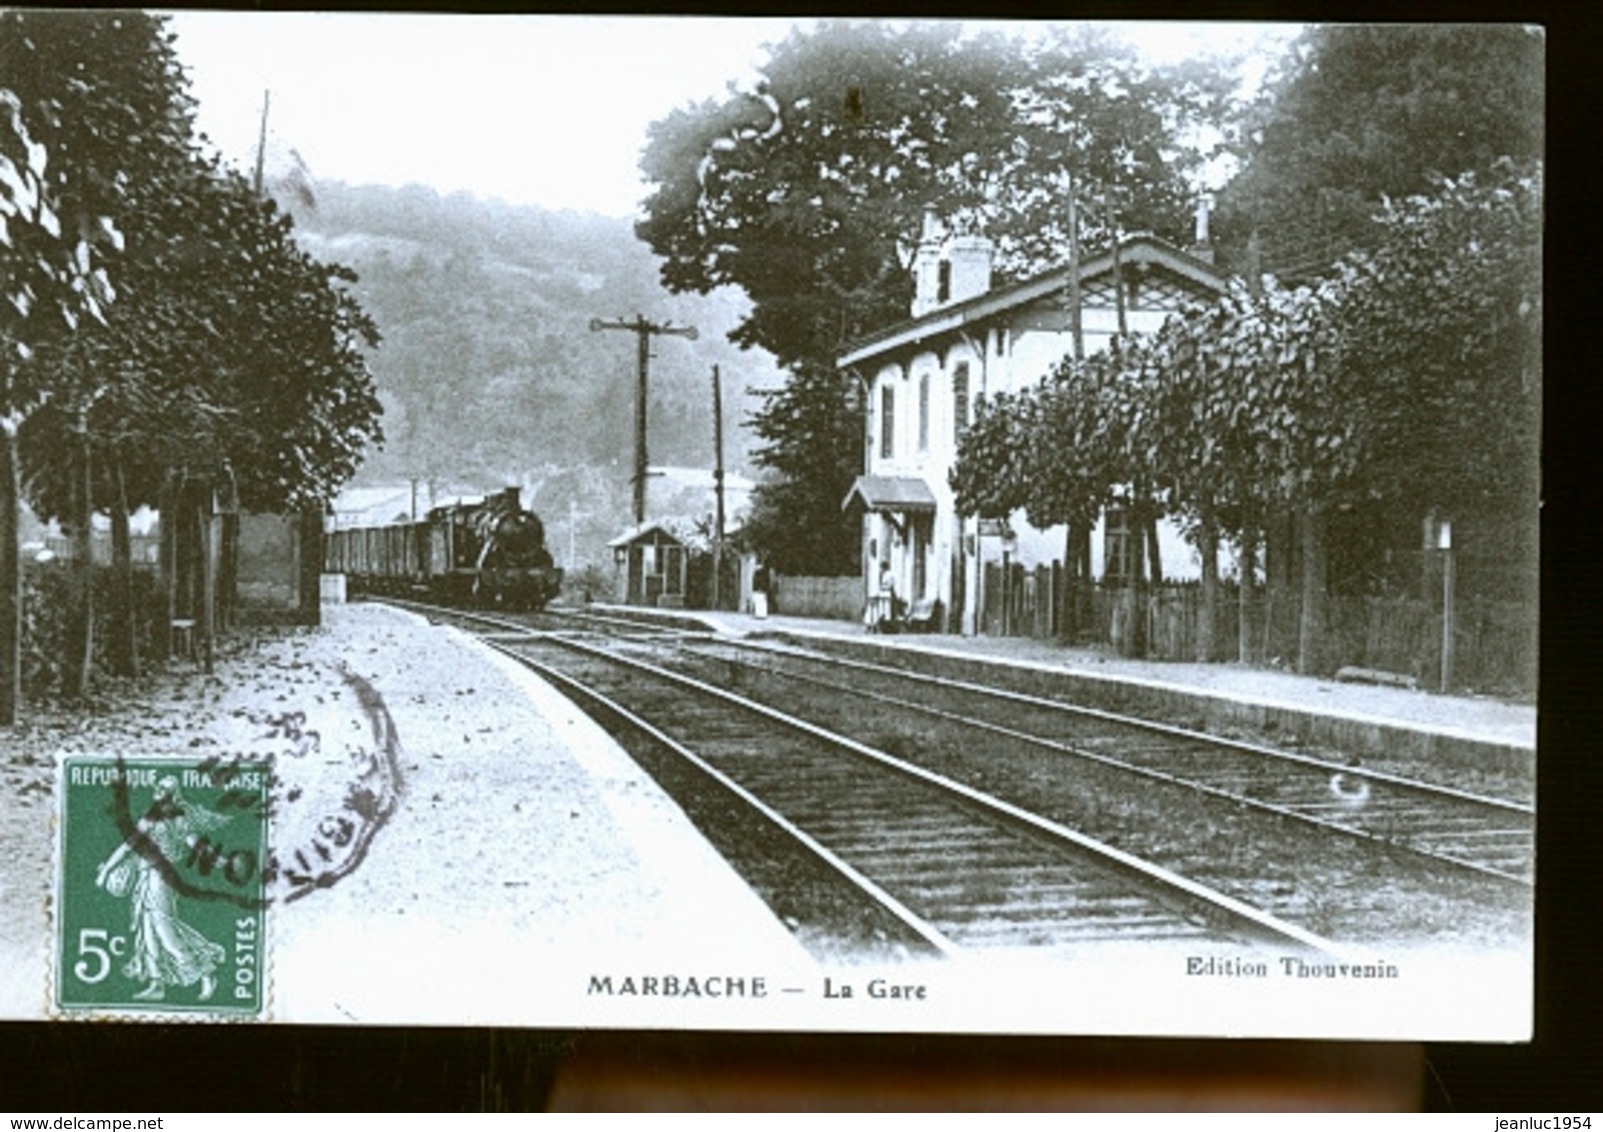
[54,755,271,1017]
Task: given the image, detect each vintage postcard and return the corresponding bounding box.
[0,14,1539,1040]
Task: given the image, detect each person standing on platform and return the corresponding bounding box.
[752,563,770,619]
[866,561,895,632]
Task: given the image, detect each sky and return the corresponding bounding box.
[168,13,1297,219]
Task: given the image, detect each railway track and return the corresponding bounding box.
[660,636,1536,889]
[388,599,1352,960]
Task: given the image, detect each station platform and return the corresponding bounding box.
[267,602,816,1025]
[0,600,816,1026]
[585,603,1536,771]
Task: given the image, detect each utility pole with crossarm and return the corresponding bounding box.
[589,315,698,526]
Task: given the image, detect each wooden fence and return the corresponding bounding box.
[981,562,1535,696]
[774,574,862,621]
[43,533,161,567]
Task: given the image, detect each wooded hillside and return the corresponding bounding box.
[290,182,784,540]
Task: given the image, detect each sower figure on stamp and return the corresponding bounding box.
[96,775,228,1002]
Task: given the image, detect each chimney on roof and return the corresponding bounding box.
[1190,194,1215,264]
[912,208,944,318]
[946,234,994,306]
[911,210,995,317]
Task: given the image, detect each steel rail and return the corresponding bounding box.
[381,598,1530,888]
[406,601,1360,959]
[674,637,1534,888]
[479,636,961,959]
[727,637,1530,815]
[673,638,1526,885]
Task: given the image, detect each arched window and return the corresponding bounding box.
[918,372,930,451]
[880,384,895,459]
[953,361,970,435]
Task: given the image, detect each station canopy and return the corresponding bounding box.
[841,475,938,515]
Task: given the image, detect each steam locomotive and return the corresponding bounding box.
[325,487,564,610]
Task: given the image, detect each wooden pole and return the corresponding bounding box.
[200,496,216,675]
[1067,179,1083,362]
[711,363,726,611]
[253,90,271,198]
[590,316,698,526]
[633,317,650,525]
[1440,540,1456,693]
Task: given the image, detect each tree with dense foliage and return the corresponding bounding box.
[0,10,183,719]
[1213,23,1543,280]
[952,159,1540,670]
[1,11,385,714]
[22,151,384,683]
[1325,161,1541,525]
[639,21,1021,370]
[638,21,1013,573]
[953,337,1175,654]
[993,27,1227,276]
[737,361,862,576]
[1127,281,1306,661]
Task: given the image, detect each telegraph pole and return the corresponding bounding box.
[711,364,726,610]
[253,90,271,197]
[589,315,697,525]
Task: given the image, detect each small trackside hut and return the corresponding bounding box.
[608,520,694,609]
[606,518,741,610]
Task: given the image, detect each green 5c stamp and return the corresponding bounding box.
[55,755,270,1017]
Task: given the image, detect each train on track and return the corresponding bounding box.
[324,487,564,610]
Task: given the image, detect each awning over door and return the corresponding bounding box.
[841,475,938,514]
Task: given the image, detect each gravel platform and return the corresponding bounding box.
[0,602,811,1024]
[594,606,1536,766]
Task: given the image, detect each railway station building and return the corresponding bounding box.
[838,212,1227,636]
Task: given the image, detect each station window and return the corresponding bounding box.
[953,362,970,434]
[918,373,930,452]
[880,384,895,459]
[865,382,876,452]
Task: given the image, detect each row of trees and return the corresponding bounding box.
[635,22,1543,582]
[952,161,1541,669]
[0,12,383,723]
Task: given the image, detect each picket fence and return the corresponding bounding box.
[980,562,1534,697]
